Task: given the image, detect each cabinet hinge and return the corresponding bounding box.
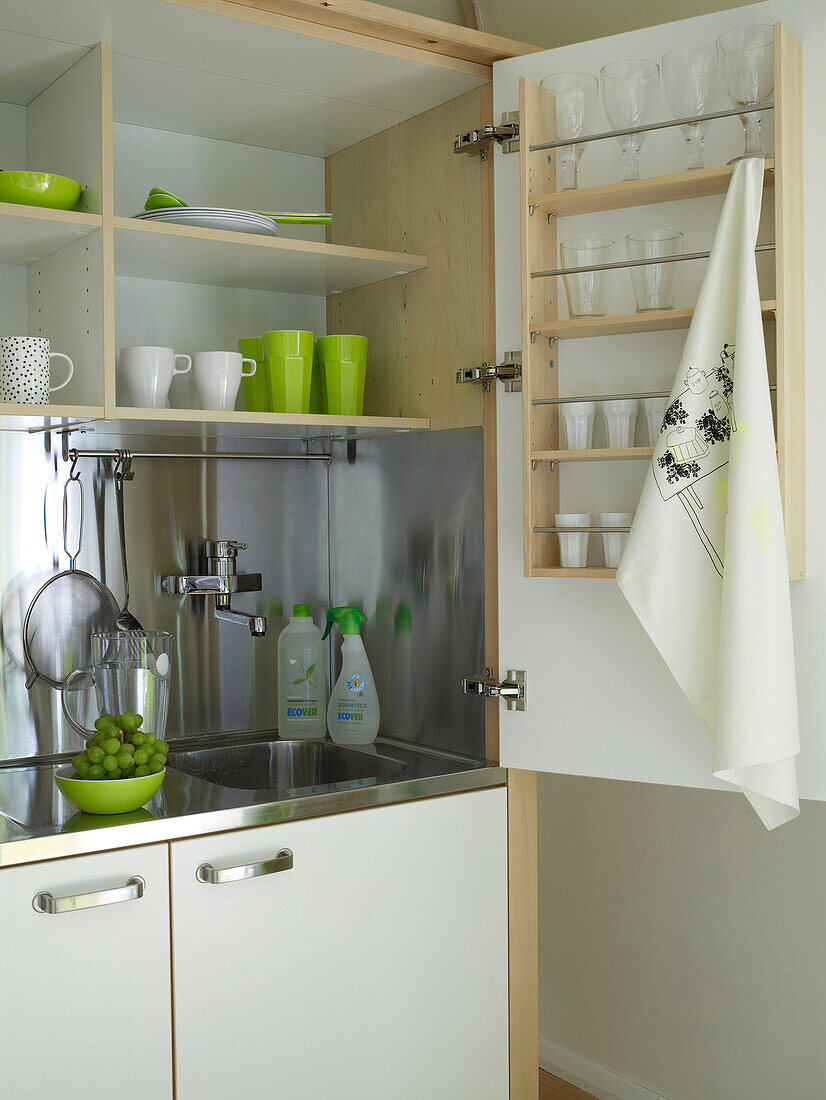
[453,111,519,160]
[462,668,527,712]
[456,351,521,393]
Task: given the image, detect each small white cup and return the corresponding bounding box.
[0,337,73,404]
[601,398,639,448]
[555,512,592,568]
[192,351,256,412]
[561,400,596,450]
[643,396,668,444]
[121,346,191,408]
[600,512,634,568]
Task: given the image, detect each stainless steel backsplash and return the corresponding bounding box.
[0,427,485,763]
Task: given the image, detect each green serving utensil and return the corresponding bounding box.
[145,187,332,223]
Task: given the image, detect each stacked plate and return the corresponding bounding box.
[133,208,278,236]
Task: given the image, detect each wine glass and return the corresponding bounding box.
[540,72,598,190]
[600,59,660,181]
[716,24,774,159]
[662,45,717,170]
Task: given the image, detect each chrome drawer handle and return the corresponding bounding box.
[32,875,145,914]
[196,848,293,885]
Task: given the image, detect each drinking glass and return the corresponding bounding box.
[561,401,597,450]
[716,25,774,159]
[600,59,660,181]
[555,514,592,568]
[599,513,634,568]
[626,228,684,311]
[540,72,598,190]
[662,45,717,170]
[560,238,614,318]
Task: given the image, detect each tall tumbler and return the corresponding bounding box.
[560,238,614,318]
[626,229,683,311]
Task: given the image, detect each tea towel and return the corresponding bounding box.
[617,157,800,829]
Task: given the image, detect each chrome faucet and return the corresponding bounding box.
[162,539,267,637]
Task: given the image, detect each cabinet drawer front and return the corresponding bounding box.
[171,789,508,1100]
[0,843,173,1100]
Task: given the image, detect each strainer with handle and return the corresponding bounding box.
[23,463,119,691]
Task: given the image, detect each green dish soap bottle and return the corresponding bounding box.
[323,606,380,745]
[277,604,325,740]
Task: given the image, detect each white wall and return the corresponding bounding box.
[539,773,826,1100]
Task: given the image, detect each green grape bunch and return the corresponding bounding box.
[71,711,169,780]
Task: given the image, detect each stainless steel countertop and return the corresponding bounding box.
[0,733,505,868]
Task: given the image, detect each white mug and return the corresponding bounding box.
[121,346,191,408]
[0,337,73,404]
[192,351,256,412]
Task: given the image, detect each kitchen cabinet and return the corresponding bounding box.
[169,788,509,1099]
[0,842,173,1099]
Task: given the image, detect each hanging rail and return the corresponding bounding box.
[67,448,331,463]
[532,385,777,407]
[529,103,774,153]
[533,526,631,533]
[532,242,775,280]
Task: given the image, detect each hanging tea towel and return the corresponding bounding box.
[617,157,800,829]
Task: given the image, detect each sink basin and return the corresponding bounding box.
[167,739,406,795]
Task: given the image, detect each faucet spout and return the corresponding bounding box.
[214,606,267,637]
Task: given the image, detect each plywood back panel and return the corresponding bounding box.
[26,45,104,215]
[325,87,488,430]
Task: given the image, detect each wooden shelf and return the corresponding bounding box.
[532,447,653,463]
[529,160,775,218]
[105,407,430,440]
[0,204,102,265]
[531,300,778,340]
[531,567,617,579]
[0,404,104,431]
[113,218,428,295]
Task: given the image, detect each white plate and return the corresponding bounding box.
[133,209,278,235]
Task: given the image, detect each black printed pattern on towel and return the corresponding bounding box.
[650,343,736,578]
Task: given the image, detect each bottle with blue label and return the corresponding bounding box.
[277,604,325,740]
[323,606,380,745]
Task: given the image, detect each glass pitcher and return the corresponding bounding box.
[60,631,173,742]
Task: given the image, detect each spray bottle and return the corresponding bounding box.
[323,606,380,745]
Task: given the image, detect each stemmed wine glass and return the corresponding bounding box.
[601,59,660,181]
[716,24,774,159]
[662,45,718,170]
[540,72,598,190]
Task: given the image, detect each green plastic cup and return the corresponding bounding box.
[317,335,367,416]
[263,330,315,414]
[309,341,324,414]
[238,337,269,412]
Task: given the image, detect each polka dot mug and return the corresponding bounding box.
[0,337,74,404]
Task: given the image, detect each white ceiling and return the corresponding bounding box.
[385,0,757,47]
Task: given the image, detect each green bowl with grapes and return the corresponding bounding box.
[55,765,165,815]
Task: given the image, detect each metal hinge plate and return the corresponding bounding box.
[453,111,519,160]
[462,668,527,712]
[456,351,522,393]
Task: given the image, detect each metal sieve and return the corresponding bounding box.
[23,463,118,691]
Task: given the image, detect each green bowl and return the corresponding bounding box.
[0,171,82,210]
[54,765,165,815]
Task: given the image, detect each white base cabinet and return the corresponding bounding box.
[170,789,509,1099]
[0,843,173,1099]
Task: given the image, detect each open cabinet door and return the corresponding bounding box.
[490,5,806,791]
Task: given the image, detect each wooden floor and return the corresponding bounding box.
[539,1068,597,1100]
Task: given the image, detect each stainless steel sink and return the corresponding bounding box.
[167,739,406,795]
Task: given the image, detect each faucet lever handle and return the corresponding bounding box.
[206,539,248,559]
